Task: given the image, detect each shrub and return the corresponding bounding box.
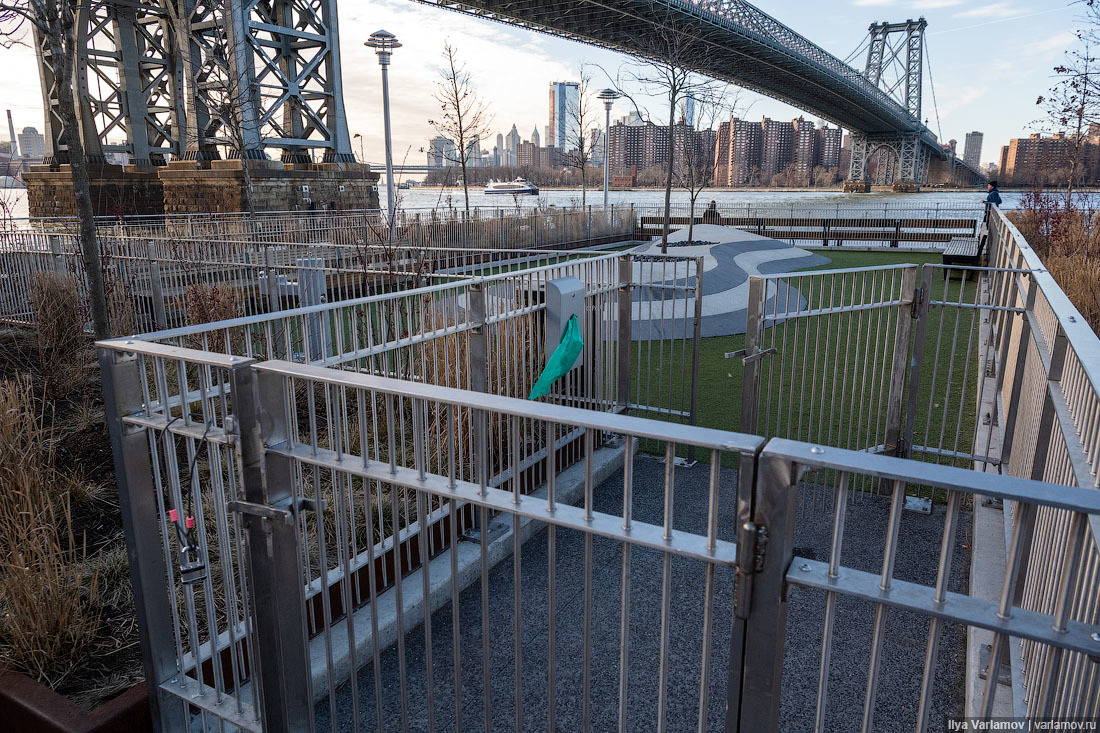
[28,272,93,398]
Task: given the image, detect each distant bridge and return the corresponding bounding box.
[416,0,985,188]
[28,0,983,194]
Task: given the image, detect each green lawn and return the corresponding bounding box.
[630,250,984,474]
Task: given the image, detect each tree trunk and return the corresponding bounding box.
[581,166,586,208]
[661,94,676,255]
[50,15,109,338]
[687,191,695,243]
[460,158,470,212]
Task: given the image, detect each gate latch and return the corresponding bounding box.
[733,521,769,618]
[725,347,777,365]
[228,496,322,526]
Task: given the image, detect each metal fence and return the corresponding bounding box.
[0,229,620,333]
[90,203,1100,731]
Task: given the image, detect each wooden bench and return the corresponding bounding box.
[941,236,985,281]
[635,215,979,247]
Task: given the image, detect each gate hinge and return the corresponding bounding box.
[910,287,925,318]
[733,522,768,619]
[736,521,769,574]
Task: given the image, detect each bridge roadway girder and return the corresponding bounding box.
[420,0,936,138]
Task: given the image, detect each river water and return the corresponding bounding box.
[2,186,1020,221]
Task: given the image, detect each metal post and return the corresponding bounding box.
[98,347,188,732]
[617,255,633,413]
[231,364,312,731]
[603,102,611,208]
[740,278,765,435]
[381,61,396,233]
[297,257,327,361]
[883,266,919,460]
[687,256,703,463]
[901,265,934,459]
[48,235,65,274]
[726,451,798,732]
[145,239,167,330]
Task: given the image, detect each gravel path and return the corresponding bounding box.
[315,455,970,732]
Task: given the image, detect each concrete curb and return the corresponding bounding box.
[306,439,629,700]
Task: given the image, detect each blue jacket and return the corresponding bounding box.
[985,188,1002,206]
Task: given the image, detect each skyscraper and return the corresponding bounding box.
[729,119,762,185]
[531,127,540,148]
[548,81,580,152]
[17,126,45,159]
[963,131,984,168]
[791,118,818,176]
[760,118,794,178]
[819,126,842,170]
[713,121,731,186]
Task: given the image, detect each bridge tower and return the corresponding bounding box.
[25,0,375,218]
[845,17,930,192]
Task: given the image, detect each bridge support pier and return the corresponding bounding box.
[845,132,927,192]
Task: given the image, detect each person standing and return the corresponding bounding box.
[984,180,1002,207]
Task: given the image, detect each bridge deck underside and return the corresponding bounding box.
[422,0,935,142]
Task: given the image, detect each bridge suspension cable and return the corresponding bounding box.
[923,35,943,142]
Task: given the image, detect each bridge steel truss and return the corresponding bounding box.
[33,0,355,167]
[416,0,947,186]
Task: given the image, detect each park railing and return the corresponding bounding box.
[632,202,985,247]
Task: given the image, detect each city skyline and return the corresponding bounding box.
[0,0,1080,171]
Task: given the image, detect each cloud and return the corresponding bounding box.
[912,0,962,8]
[851,0,895,6]
[1022,30,1077,58]
[953,2,1026,20]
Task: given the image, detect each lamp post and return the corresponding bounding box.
[365,30,401,231]
[598,89,620,209]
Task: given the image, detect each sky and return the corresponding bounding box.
[0,0,1084,169]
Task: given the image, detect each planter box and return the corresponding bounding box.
[0,668,151,733]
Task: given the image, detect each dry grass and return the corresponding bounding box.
[28,272,94,399]
[0,376,102,686]
[1006,197,1100,336]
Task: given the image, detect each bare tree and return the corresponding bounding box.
[564,71,599,207]
[1,0,108,337]
[429,42,493,212]
[1036,32,1099,210]
[603,19,720,253]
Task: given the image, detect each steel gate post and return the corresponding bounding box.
[687,256,704,463]
[231,363,313,731]
[99,346,189,732]
[725,450,798,732]
[900,265,934,458]
[616,255,633,414]
[883,266,919,458]
[740,278,765,435]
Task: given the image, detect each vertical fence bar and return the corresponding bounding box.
[617,255,633,414]
[231,364,313,731]
[98,346,189,733]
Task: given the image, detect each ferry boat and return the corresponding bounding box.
[484,178,539,195]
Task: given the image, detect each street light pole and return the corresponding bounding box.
[598,89,619,209]
[366,30,401,233]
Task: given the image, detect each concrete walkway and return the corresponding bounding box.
[631,225,830,339]
[315,455,969,732]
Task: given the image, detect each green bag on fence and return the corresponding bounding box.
[528,314,583,400]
